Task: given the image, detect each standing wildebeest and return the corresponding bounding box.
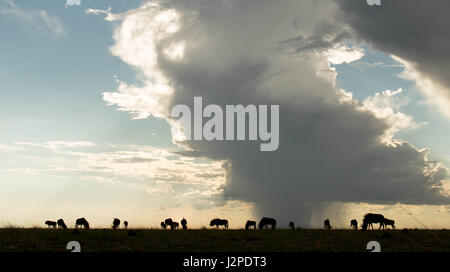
[289,222,295,230]
[124,221,128,229]
[350,219,358,230]
[381,218,395,230]
[245,220,257,230]
[45,220,57,228]
[181,218,187,230]
[112,218,120,229]
[75,217,90,229]
[57,219,67,229]
[324,219,332,230]
[161,221,167,229]
[259,217,276,229]
[210,218,229,229]
[361,213,385,230]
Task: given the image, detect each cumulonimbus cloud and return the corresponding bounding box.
[93,0,449,226]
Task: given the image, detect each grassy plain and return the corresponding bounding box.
[0,228,448,252]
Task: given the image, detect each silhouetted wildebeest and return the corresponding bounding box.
[164,218,173,227]
[245,220,256,230]
[124,221,128,229]
[161,222,167,229]
[181,218,187,230]
[289,222,295,230]
[324,219,331,230]
[75,217,89,229]
[210,218,229,229]
[171,222,179,229]
[259,217,276,229]
[164,218,179,229]
[57,219,67,229]
[361,213,385,230]
[112,218,120,229]
[381,218,395,230]
[350,219,358,230]
[45,220,57,228]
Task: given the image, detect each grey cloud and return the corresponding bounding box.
[278,24,353,54]
[334,0,450,101]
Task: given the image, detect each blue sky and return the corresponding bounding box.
[0,0,448,228]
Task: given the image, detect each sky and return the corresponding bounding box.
[0,0,449,229]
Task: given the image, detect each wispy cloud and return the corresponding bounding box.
[13,141,95,152]
[0,0,66,38]
[0,142,226,204]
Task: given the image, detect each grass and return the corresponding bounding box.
[0,228,448,252]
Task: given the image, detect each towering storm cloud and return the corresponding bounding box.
[97,0,449,226]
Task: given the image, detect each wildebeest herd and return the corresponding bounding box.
[44,213,395,230]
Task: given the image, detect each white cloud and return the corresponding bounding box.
[95,5,184,120]
[65,0,81,7]
[85,7,111,15]
[325,44,365,65]
[0,0,66,38]
[362,88,426,143]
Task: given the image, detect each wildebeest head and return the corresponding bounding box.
[57,219,67,229]
[210,218,219,226]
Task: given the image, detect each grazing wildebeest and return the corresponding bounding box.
[45,220,57,228]
[75,217,89,229]
[245,220,257,230]
[112,218,120,229]
[381,218,395,230]
[350,219,358,230]
[324,219,331,230]
[361,213,385,230]
[258,217,276,229]
[161,221,167,229]
[57,219,67,229]
[124,221,128,229]
[164,218,179,229]
[181,218,187,230]
[289,222,295,230]
[210,218,229,229]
